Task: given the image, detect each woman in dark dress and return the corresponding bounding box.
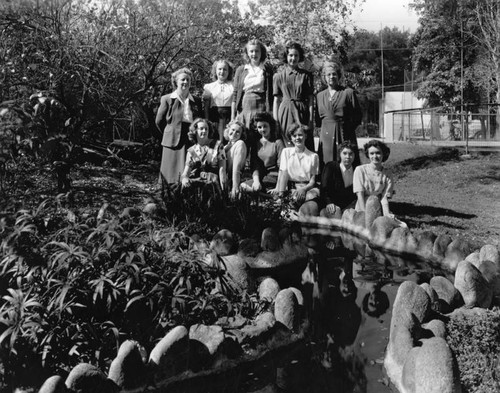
[155,67,202,185]
[316,61,362,168]
[273,42,314,149]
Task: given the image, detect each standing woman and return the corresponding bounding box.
[203,60,234,141]
[273,42,314,150]
[316,61,362,168]
[231,39,273,141]
[156,67,202,185]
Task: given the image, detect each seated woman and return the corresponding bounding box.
[319,141,359,219]
[180,118,226,190]
[353,139,393,216]
[270,124,320,211]
[224,120,247,199]
[242,112,285,193]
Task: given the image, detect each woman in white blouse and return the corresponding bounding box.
[231,39,273,144]
[203,60,234,141]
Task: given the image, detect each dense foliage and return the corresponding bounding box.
[0,192,283,388]
[447,308,500,393]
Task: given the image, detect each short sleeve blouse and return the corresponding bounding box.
[203,81,234,107]
[279,147,319,183]
[352,164,393,198]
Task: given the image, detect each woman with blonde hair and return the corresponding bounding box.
[203,59,235,141]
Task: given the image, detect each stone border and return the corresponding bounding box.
[37,224,312,393]
[298,197,500,393]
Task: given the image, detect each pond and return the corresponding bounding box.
[165,226,445,393]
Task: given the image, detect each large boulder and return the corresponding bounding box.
[65,363,117,393]
[454,260,493,308]
[422,319,446,339]
[258,278,280,302]
[239,312,276,345]
[221,254,255,292]
[370,216,401,243]
[385,227,418,255]
[415,231,437,259]
[148,325,189,378]
[385,282,432,385]
[274,288,300,331]
[352,210,366,229]
[470,258,500,297]
[443,238,472,272]
[401,346,421,393]
[429,276,463,313]
[261,227,280,252]
[365,195,383,229]
[108,340,146,391]
[480,244,499,265]
[189,324,225,356]
[247,242,309,273]
[433,234,453,259]
[39,376,67,393]
[210,229,236,256]
[420,282,441,313]
[414,337,460,393]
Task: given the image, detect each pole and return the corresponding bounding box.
[461,16,469,154]
[380,24,384,139]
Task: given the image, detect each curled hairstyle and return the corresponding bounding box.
[337,141,358,161]
[322,61,342,84]
[363,139,391,162]
[211,59,234,82]
[188,118,217,143]
[243,38,267,64]
[171,67,193,90]
[224,119,247,142]
[285,123,308,142]
[281,41,305,63]
[253,112,278,141]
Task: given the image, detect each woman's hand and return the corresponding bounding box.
[181,177,191,188]
[325,203,337,215]
[230,187,240,200]
[267,188,281,196]
[252,180,262,192]
[292,187,306,202]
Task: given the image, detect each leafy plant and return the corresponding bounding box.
[446,308,500,393]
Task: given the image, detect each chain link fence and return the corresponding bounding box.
[388,107,499,143]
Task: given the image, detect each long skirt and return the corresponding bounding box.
[159,122,191,184]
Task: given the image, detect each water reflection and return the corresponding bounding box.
[174,231,439,393]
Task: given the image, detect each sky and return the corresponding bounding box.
[351,0,420,33]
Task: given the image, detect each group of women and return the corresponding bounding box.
[155,39,394,218]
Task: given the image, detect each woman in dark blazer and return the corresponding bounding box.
[320,141,359,218]
[316,62,362,169]
[156,67,202,185]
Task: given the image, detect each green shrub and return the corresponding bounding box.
[0,198,261,386]
[446,308,500,393]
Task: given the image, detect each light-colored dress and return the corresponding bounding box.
[352,164,393,211]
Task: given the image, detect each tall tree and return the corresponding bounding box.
[247,0,360,61]
[410,0,482,108]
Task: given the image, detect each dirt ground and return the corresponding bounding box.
[2,143,498,250]
[379,143,500,249]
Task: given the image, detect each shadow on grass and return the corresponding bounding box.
[388,147,460,180]
[391,201,476,221]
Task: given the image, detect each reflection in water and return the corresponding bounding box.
[176,231,439,393]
